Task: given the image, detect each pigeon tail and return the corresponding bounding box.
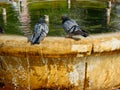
[80,30,89,37]
[31,35,40,45]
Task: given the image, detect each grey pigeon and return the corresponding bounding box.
[61,15,89,38]
[31,18,49,44]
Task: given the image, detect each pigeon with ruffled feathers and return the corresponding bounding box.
[61,15,89,38]
[31,18,49,44]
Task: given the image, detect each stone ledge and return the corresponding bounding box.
[0,33,120,57]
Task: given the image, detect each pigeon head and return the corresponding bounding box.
[61,15,69,20]
[39,18,46,23]
[61,15,70,23]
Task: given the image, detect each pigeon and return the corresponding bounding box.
[61,15,89,39]
[31,18,49,45]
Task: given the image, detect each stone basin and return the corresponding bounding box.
[0,33,120,90]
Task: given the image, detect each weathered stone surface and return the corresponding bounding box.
[0,33,120,90]
[0,34,92,57]
[1,33,120,56]
[92,33,120,52]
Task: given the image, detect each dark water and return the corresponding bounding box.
[0,0,120,36]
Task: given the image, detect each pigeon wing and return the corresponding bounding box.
[31,23,42,44]
[37,23,49,42]
[62,19,79,33]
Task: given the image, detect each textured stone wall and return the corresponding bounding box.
[0,33,120,90]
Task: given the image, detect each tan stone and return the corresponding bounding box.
[0,33,120,89]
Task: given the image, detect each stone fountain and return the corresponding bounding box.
[0,33,120,90]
